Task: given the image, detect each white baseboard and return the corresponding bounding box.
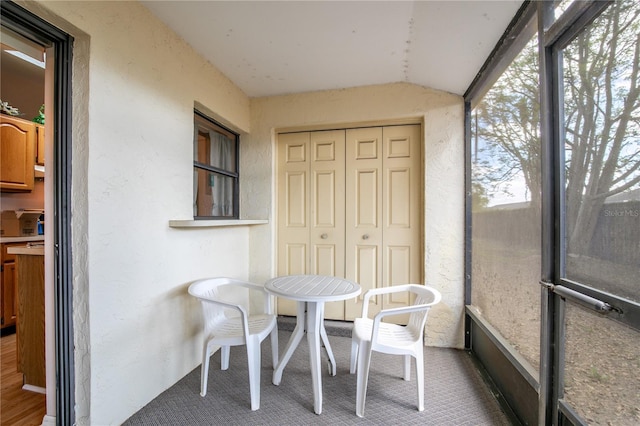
[41,414,56,426]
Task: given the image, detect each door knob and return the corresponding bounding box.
[362,234,369,240]
[320,233,328,239]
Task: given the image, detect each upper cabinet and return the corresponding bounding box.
[36,124,45,166]
[0,115,36,192]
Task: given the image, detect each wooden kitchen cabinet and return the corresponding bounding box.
[36,124,45,166]
[0,115,36,192]
[13,249,46,389]
[1,243,21,329]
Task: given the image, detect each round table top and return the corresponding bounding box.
[265,275,361,302]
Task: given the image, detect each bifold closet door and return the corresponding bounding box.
[277,125,421,321]
[277,130,345,318]
[344,127,383,319]
[345,125,421,321]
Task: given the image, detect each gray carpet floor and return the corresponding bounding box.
[124,319,512,425]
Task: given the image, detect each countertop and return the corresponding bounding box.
[7,245,44,256]
[0,235,45,244]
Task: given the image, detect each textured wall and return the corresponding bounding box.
[18,2,465,424]
[244,83,465,348]
[24,1,252,424]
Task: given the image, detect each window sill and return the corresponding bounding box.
[169,219,268,228]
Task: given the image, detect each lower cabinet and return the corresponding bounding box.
[1,243,20,329]
[15,252,46,389]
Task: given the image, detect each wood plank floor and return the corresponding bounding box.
[1,333,46,426]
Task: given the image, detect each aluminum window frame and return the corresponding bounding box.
[193,109,240,220]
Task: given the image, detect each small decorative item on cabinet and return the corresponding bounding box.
[32,104,45,124]
[0,99,21,116]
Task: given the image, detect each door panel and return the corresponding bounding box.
[386,245,412,323]
[382,125,421,318]
[278,130,346,319]
[285,244,307,275]
[313,245,335,275]
[278,133,310,316]
[387,168,411,227]
[310,131,345,319]
[355,244,382,310]
[355,169,379,226]
[313,171,336,227]
[387,246,410,287]
[346,128,383,319]
[286,172,306,227]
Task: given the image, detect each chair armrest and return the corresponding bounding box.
[373,303,437,321]
[232,280,267,292]
[244,283,275,315]
[369,303,438,346]
[364,284,417,297]
[222,280,275,315]
[360,284,440,318]
[242,282,274,315]
[197,296,248,316]
[197,297,251,337]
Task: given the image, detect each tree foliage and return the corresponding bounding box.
[472,0,640,256]
[473,37,540,209]
[564,0,640,254]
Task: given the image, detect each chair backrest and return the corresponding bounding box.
[405,285,442,341]
[188,277,251,332]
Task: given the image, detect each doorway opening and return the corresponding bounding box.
[1,2,74,424]
[0,25,47,425]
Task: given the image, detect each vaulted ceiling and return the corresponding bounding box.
[142,1,523,98]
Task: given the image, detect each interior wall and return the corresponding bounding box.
[1,180,45,211]
[0,51,44,119]
[0,44,45,213]
[23,1,252,425]
[245,82,466,348]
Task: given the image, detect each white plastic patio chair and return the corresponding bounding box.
[349,284,442,417]
[188,277,279,411]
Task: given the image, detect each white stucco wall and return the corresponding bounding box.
[245,83,466,349]
[25,1,252,425]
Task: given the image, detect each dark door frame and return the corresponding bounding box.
[1,2,75,424]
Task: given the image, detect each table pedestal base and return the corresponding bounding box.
[272,301,336,414]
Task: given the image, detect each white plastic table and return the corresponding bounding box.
[265,275,361,414]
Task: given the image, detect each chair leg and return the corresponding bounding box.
[270,327,279,369]
[403,354,411,381]
[415,347,425,411]
[221,346,230,370]
[246,337,262,411]
[200,343,211,397]
[355,341,372,418]
[350,339,359,374]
